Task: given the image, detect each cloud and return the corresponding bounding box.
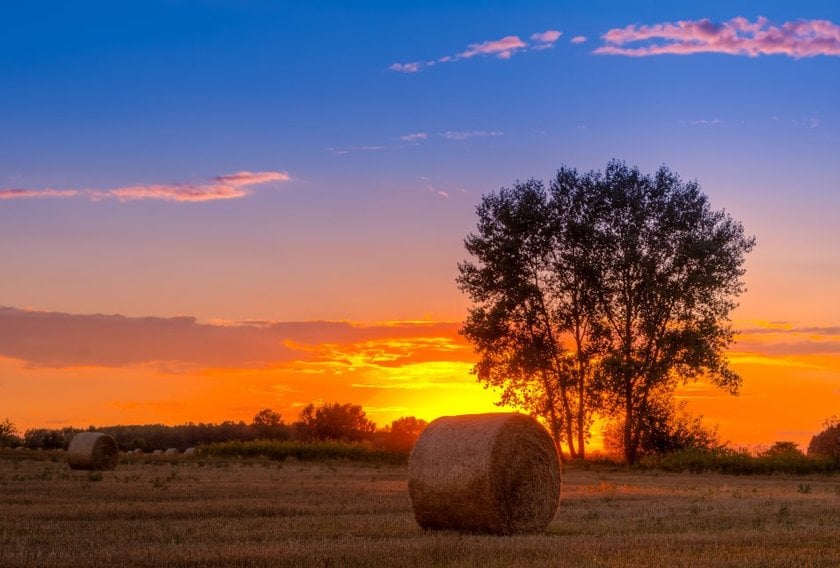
[0,306,469,370]
[400,132,428,142]
[595,16,840,58]
[214,171,290,187]
[0,188,79,200]
[389,62,422,73]
[0,171,290,203]
[327,145,386,155]
[530,30,563,49]
[459,35,528,59]
[390,28,563,72]
[440,130,503,140]
[684,119,724,126]
[571,35,587,44]
[427,186,449,198]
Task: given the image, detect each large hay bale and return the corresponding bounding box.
[183,447,196,456]
[408,413,560,535]
[66,432,119,471]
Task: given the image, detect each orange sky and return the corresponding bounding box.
[1,304,838,452]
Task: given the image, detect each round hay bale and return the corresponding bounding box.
[408,413,560,535]
[66,432,119,471]
[152,449,163,455]
[183,447,196,456]
[164,448,179,456]
[132,448,143,454]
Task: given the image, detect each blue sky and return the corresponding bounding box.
[1,1,840,439]
[1,1,839,323]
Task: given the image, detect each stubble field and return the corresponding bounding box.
[1,452,839,567]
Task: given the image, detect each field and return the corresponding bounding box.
[2,452,840,567]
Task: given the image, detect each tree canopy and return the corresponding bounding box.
[458,160,754,463]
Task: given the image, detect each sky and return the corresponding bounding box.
[1,1,839,451]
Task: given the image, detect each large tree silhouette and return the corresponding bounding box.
[458,161,754,463]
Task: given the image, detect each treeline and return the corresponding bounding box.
[0,403,428,454]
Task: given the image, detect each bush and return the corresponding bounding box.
[650,447,839,475]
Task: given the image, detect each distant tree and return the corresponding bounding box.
[762,441,804,459]
[0,418,19,447]
[294,402,376,442]
[385,416,428,452]
[459,161,753,464]
[23,428,65,450]
[252,408,287,440]
[807,417,840,459]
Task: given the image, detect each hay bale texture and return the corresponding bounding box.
[408,413,560,535]
[66,432,119,471]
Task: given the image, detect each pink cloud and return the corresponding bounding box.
[595,16,840,58]
[214,171,290,187]
[0,188,79,200]
[458,35,527,59]
[390,29,562,72]
[0,171,289,203]
[571,35,587,44]
[530,30,562,44]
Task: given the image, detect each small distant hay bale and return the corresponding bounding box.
[66,432,119,471]
[183,447,196,456]
[408,413,561,535]
[132,448,143,454]
[152,449,163,455]
[164,448,179,456]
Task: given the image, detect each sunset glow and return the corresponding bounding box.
[1,2,838,453]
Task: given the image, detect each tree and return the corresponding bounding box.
[385,416,428,452]
[458,177,605,460]
[807,416,840,459]
[251,408,287,440]
[0,418,19,447]
[762,441,804,459]
[459,161,753,464]
[592,162,753,464]
[294,402,376,442]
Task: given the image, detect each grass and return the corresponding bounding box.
[198,439,407,464]
[2,452,840,567]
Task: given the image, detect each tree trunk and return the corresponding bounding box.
[623,393,637,465]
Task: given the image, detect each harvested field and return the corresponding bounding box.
[1,452,840,567]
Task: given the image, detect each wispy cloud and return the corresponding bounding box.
[326,145,386,155]
[427,186,449,198]
[390,28,563,72]
[571,35,587,44]
[0,171,290,203]
[595,17,840,58]
[683,118,724,126]
[0,188,79,200]
[440,130,503,140]
[389,62,423,73]
[400,132,428,142]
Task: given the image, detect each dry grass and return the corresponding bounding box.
[2,452,840,567]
